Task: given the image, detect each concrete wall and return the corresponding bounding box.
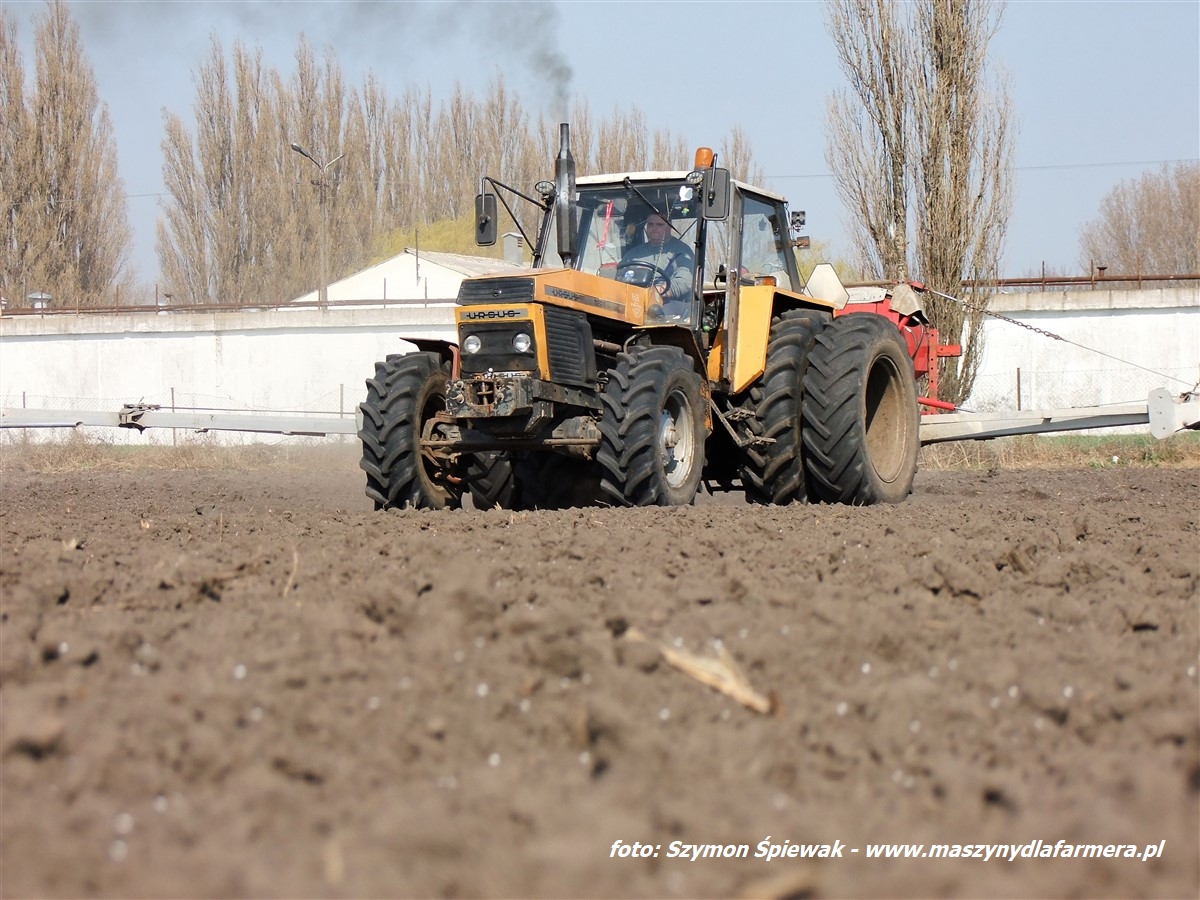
[1,287,1196,444]
[970,287,1198,412]
[1,303,455,444]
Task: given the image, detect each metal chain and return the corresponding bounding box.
[925,287,1196,389]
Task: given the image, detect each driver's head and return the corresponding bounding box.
[644,211,671,246]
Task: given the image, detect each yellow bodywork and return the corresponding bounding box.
[709,285,837,394]
[532,269,650,325]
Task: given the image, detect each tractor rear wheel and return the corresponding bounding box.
[741,310,830,504]
[597,345,706,506]
[801,313,919,505]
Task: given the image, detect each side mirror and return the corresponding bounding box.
[701,168,731,220]
[475,193,498,246]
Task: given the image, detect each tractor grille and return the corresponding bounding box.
[458,321,538,376]
[543,306,596,387]
[458,277,535,305]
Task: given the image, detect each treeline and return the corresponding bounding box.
[155,36,754,306]
[1,1,133,309]
[1,1,761,308]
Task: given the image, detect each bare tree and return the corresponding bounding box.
[908,0,1014,401]
[1079,162,1200,278]
[159,36,370,305]
[1,0,132,309]
[825,0,910,281]
[0,8,33,306]
[824,0,1014,403]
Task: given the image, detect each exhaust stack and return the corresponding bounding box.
[554,123,577,266]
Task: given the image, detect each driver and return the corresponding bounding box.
[617,210,695,307]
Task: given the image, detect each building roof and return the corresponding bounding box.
[407,249,527,277]
[291,248,528,304]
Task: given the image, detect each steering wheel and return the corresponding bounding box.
[616,261,670,289]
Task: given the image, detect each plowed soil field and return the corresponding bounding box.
[2,451,1197,899]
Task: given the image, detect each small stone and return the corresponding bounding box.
[7,715,65,758]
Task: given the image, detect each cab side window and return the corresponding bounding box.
[740,198,794,290]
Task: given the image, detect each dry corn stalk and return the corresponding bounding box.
[627,628,777,715]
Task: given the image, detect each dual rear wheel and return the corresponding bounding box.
[742,311,919,506]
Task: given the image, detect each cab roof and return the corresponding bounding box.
[575,170,789,204]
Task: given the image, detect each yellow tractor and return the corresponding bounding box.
[359,124,923,509]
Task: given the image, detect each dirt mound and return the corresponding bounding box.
[2,460,1197,898]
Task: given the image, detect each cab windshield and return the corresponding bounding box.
[544,180,701,325]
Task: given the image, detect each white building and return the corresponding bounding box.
[290,247,527,305]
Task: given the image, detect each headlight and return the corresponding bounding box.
[512,332,532,353]
[462,335,482,354]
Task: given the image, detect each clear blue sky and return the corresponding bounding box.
[7,0,1199,286]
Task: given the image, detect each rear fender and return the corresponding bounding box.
[718,287,836,394]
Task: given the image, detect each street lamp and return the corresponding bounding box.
[290,141,343,306]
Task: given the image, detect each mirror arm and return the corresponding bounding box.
[479,176,547,250]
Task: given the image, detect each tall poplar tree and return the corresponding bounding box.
[824,0,1014,403]
[1,0,132,309]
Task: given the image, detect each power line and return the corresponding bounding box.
[767,157,1199,181]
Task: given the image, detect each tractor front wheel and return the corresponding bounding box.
[358,352,463,510]
[597,345,706,506]
[359,353,516,511]
[801,314,919,505]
